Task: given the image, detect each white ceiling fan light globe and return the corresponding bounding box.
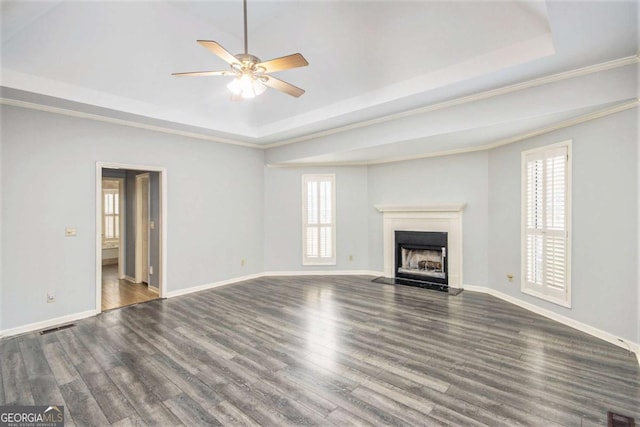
[226,77,243,96]
[227,73,266,99]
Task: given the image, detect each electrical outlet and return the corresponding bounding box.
[47,293,56,303]
[65,227,77,237]
[506,273,514,282]
[241,259,246,267]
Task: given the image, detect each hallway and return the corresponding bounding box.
[101,264,158,311]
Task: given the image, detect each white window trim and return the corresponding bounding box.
[302,174,336,266]
[521,140,572,308]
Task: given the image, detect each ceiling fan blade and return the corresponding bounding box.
[172,70,232,77]
[197,40,239,65]
[263,76,305,97]
[256,53,308,73]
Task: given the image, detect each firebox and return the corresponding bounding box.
[395,231,448,289]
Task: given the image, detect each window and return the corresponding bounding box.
[102,180,121,247]
[521,141,571,307]
[302,174,336,265]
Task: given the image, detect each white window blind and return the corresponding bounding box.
[302,174,336,265]
[521,142,571,307]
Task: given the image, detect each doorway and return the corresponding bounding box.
[96,163,167,312]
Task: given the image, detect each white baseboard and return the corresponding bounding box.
[262,270,384,277]
[164,271,383,299]
[164,272,264,298]
[463,284,640,364]
[123,275,136,283]
[148,285,159,294]
[0,309,98,339]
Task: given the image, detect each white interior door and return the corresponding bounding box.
[135,173,150,284]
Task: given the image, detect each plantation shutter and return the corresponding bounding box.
[103,188,120,242]
[303,175,336,265]
[523,144,570,306]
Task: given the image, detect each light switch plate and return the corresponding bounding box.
[65,227,77,237]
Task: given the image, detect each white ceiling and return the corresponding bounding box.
[1,1,638,164]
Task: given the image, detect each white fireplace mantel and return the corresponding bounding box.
[375,203,466,213]
[377,204,466,288]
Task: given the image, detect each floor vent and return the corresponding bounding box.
[608,412,635,427]
[40,324,76,335]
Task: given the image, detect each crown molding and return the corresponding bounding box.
[264,54,640,149]
[0,98,263,149]
[2,55,637,154]
[267,98,639,168]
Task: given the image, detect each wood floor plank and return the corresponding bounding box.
[77,367,136,424]
[1,338,34,405]
[207,400,262,427]
[40,342,82,386]
[59,378,112,427]
[29,374,66,407]
[0,357,4,405]
[147,351,224,409]
[1,275,638,426]
[105,365,184,426]
[19,335,52,379]
[163,392,224,426]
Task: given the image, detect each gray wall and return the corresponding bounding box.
[1,102,637,347]
[0,127,3,330]
[1,105,264,330]
[367,151,490,286]
[264,166,370,272]
[488,109,638,342]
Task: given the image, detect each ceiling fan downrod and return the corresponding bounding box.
[243,0,248,55]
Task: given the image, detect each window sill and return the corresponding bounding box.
[302,260,337,266]
[522,286,571,309]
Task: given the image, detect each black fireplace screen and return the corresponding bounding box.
[395,231,448,285]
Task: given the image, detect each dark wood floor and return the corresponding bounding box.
[101,264,158,311]
[1,275,639,426]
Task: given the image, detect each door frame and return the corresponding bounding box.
[135,173,150,284]
[95,162,167,312]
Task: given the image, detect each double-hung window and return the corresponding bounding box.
[302,174,336,265]
[521,141,571,307]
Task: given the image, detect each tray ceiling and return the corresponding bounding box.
[1,1,638,164]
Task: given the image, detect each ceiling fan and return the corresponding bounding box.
[172,0,308,99]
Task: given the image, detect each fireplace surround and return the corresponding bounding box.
[376,204,465,289]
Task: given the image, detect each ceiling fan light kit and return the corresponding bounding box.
[227,74,267,99]
[173,0,308,100]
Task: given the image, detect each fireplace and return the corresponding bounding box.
[375,204,465,290]
[395,230,448,289]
